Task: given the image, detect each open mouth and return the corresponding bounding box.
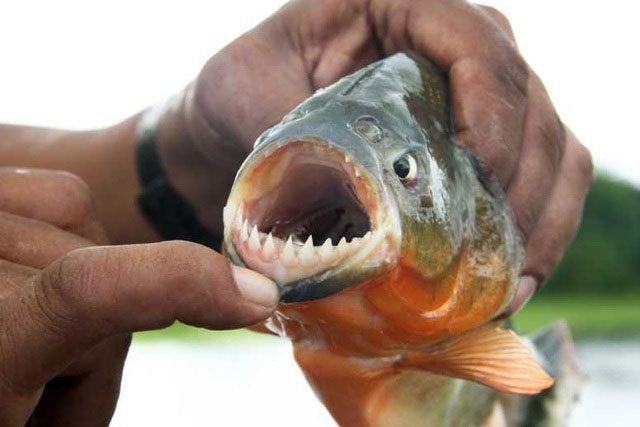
[223,139,396,287]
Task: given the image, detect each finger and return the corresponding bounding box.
[27,335,131,427]
[506,73,566,238]
[278,0,382,88]
[444,6,564,239]
[478,5,516,41]
[501,275,537,316]
[0,211,91,268]
[0,241,279,396]
[0,260,37,297]
[521,129,594,286]
[0,168,108,244]
[369,0,529,185]
[474,5,568,311]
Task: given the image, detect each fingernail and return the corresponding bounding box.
[509,275,539,314]
[231,265,279,308]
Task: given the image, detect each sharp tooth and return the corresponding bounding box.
[354,168,361,177]
[223,204,234,228]
[263,233,276,259]
[299,236,316,266]
[281,236,298,267]
[345,154,352,163]
[249,225,261,251]
[236,203,245,229]
[240,219,249,241]
[320,238,338,264]
[363,231,372,241]
[337,237,348,255]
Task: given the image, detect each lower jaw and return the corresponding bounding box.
[232,225,391,286]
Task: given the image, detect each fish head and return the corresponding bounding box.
[222,53,498,304]
[223,54,551,404]
[222,112,403,303]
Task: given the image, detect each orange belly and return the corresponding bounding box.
[263,248,512,425]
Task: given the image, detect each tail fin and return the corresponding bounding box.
[501,321,586,427]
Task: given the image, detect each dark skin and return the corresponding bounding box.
[0,0,593,425]
[0,169,277,425]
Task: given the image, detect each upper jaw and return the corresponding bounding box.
[222,139,402,302]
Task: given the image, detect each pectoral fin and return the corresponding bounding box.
[401,323,554,394]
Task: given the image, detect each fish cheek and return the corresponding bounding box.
[383,164,459,280]
[401,218,459,280]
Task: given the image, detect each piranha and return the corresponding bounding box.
[222,53,582,426]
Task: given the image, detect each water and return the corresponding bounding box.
[570,340,640,426]
[111,338,640,426]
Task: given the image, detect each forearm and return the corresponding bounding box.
[0,117,158,243]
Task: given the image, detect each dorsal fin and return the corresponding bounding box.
[400,323,554,394]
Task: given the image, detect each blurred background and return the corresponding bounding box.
[1,0,638,425]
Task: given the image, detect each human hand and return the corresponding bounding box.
[153,0,592,312]
[0,168,278,426]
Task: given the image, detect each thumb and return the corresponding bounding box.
[0,241,278,397]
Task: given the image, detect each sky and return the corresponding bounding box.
[0,0,638,186]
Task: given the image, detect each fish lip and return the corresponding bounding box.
[223,137,402,302]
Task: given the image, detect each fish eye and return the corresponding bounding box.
[393,154,418,185]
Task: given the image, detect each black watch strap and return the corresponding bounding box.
[136,109,221,250]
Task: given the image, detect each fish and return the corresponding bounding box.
[222,53,583,427]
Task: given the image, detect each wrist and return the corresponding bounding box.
[78,117,162,243]
[151,84,247,236]
[0,120,157,244]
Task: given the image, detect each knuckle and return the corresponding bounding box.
[573,142,595,185]
[482,5,508,21]
[42,248,99,326]
[52,172,95,229]
[33,276,78,340]
[43,247,126,337]
[481,5,513,33]
[45,250,89,307]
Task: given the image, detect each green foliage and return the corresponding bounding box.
[515,293,640,338]
[134,322,269,342]
[543,174,640,294]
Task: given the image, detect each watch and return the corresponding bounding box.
[135,107,221,250]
